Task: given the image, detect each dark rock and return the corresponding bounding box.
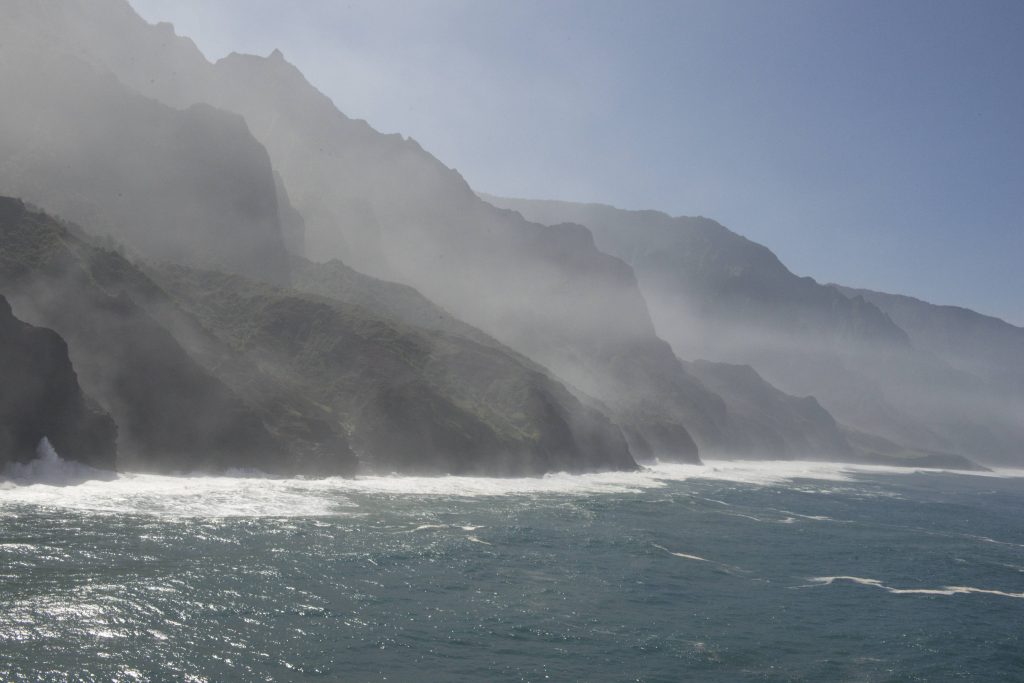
[0,201,354,475]
[0,294,117,469]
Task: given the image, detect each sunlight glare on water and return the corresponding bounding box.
[1,457,1022,681]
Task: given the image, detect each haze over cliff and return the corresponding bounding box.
[488,197,1022,467]
[0,0,1013,475]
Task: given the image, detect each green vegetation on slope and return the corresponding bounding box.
[150,264,636,475]
[0,197,352,474]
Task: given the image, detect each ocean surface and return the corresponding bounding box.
[2,451,1023,682]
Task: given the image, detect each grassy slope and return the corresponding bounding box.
[151,264,636,475]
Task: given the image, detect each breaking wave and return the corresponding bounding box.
[1,451,1021,519]
[806,576,1024,600]
[0,438,114,486]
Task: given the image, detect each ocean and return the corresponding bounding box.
[1,454,1022,682]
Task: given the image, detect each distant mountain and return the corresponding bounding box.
[489,197,1021,466]
[835,285,1024,464]
[835,285,1024,397]
[0,292,116,469]
[483,197,910,356]
[682,360,853,461]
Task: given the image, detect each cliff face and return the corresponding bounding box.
[0,293,117,469]
[6,0,1003,469]
[0,0,722,463]
[150,264,636,476]
[0,11,291,285]
[0,198,636,476]
[153,39,733,461]
[0,198,349,474]
[200,51,719,461]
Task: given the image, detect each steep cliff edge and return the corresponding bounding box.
[150,264,637,475]
[3,0,734,462]
[1,197,635,476]
[0,197,348,474]
[0,293,117,469]
[0,11,291,284]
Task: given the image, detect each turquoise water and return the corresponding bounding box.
[1,460,1023,681]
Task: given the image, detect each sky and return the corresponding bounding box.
[129,0,1024,325]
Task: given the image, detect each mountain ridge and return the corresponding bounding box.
[486,195,1021,466]
[0,0,1008,472]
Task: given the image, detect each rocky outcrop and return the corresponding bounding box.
[0,197,351,475]
[0,293,117,469]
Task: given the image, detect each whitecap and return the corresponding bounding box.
[806,575,1024,599]
[2,455,1020,519]
[652,543,709,562]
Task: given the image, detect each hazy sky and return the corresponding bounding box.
[129,0,1023,325]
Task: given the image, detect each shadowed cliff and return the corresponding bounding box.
[0,293,117,469]
[0,197,349,474]
[150,264,636,475]
[0,197,635,476]
[0,7,290,284]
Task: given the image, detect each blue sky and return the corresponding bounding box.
[129,0,1024,324]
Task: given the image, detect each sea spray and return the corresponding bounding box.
[0,437,112,486]
[0,458,1020,518]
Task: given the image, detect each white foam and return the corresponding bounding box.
[0,438,113,486]
[807,576,1024,599]
[652,543,709,562]
[0,469,353,518]
[403,523,484,533]
[1,456,1021,519]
